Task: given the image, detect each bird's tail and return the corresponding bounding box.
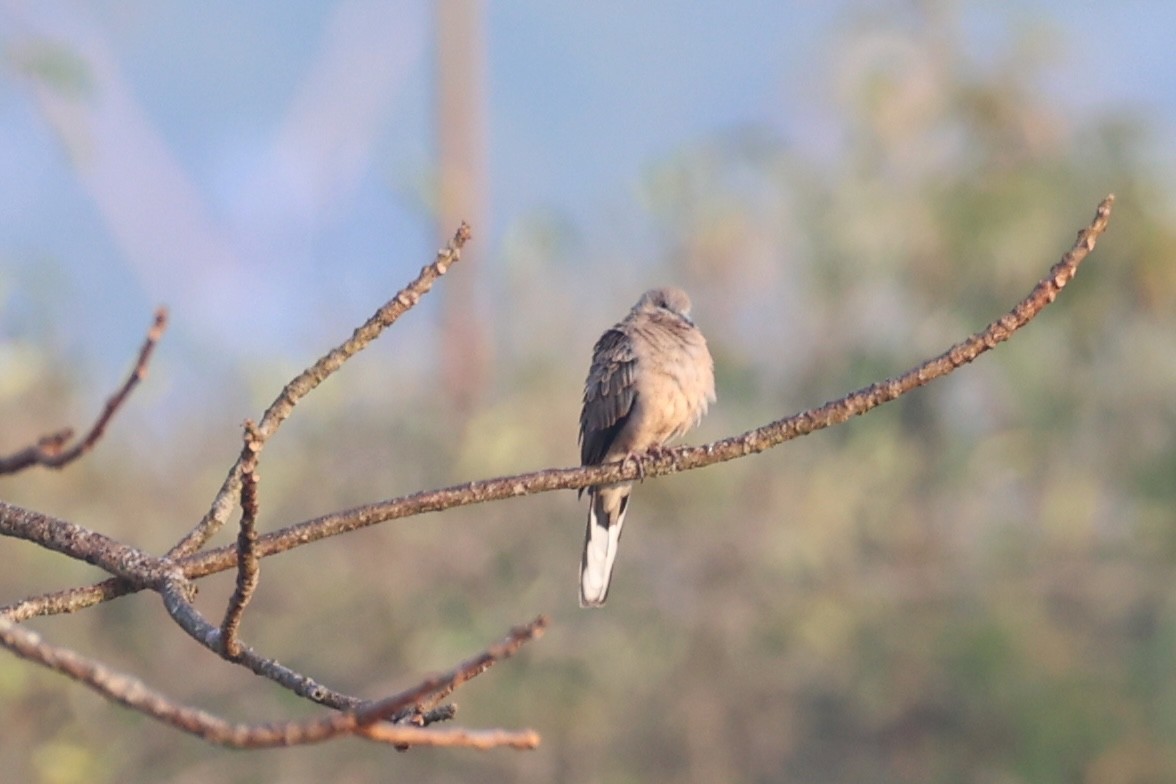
[580,486,631,607]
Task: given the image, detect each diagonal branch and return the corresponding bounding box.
[162,561,550,721]
[0,308,167,475]
[168,224,474,560]
[0,614,543,749]
[1,195,1115,622]
[358,615,550,721]
[0,500,176,588]
[161,574,364,710]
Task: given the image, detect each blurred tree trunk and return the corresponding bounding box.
[435,0,490,422]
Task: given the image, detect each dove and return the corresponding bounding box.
[578,287,715,607]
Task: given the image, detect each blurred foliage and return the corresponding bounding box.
[7,39,94,100]
[3,3,1176,783]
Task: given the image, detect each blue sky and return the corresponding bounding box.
[0,2,1172,385]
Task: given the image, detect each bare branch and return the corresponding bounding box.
[0,224,478,620]
[1,196,1115,623]
[161,574,364,710]
[0,196,1113,755]
[219,420,262,659]
[161,549,550,723]
[179,196,1122,573]
[357,615,549,721]
[357,724,541,750]
[1,578,131,622]
[0,500,175,588]
[0,615,539,749]
[169,224,474,559]
[0,308,167,474]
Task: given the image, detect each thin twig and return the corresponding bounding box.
[0,615,539,749]
[162,567,550,724]
[160,546,549,721]
[219,421,262,659]
[1,196,1115,622]
[1,578,132,622]
[357,724,540,750]
[0,308,167,474]
[161,576,362,709]
[358,615,549,721]
[168,224,473,560]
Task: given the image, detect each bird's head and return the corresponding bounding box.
[635,287,693,323]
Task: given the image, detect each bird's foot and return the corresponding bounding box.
[622,445,673,482]
[622,451,648,482]
[644,444,673,460]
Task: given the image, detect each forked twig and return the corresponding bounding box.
[162,574,363,709]
[0,614,544,749]
[0,308,167,474]
[169,224,473,559]
[0,223,551,751]
[359,616,550,720]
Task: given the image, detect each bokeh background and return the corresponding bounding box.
[2,2,1175,782]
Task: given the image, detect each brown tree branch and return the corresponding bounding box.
[358,615,549,720]
[0,614,543,749]
[162,562,548,725]
[0,500,176,588]
[219,420,262,659]
[0,223,475,618]
[161,574,364,710]
[0,308,167,474]
[168,223,473,560]
[1,577,130,623]
[0,197,1112,753]
[0,223,541,747]
[1,196,1115,624]
[178,195,1119,571]
[357,725,540,750]
[0,221,546,751]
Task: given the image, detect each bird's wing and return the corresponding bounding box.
[579,327,639,467]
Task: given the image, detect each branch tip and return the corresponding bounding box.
[170,223,477,558]
[0,308,167,474]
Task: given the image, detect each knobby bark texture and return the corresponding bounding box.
[0,197,1114,752]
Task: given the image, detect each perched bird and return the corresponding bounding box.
[578,287,715,607]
